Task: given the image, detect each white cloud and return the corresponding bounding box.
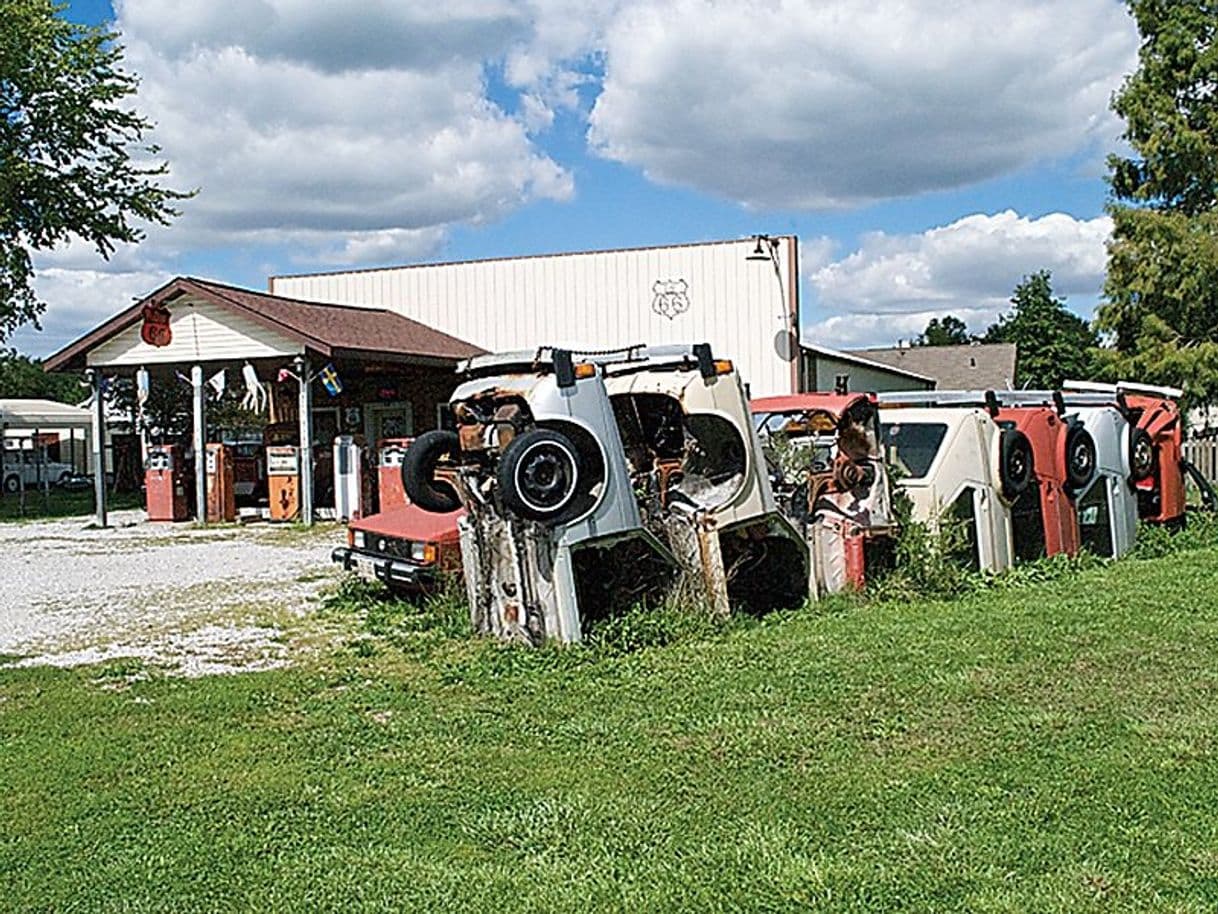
[108,0,575,258]
[804,211,1112,347]
[11,268,169,357]
[589,0,1137,208]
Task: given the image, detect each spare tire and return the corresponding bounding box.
[402,429,462,513]
[1063,424,1097,494]
[1129,427,1155,482]
[999,429,1034,500]
[497,428,582,524]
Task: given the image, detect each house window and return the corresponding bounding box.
[834,373,849,394]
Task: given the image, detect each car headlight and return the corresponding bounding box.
[352,530,366,548]
[410,541,427,561]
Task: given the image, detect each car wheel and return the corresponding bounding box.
[402,430,462,513]
[999,429,1034,500]
[496,428,582,524]
[1064,425,1097,494]
[1129,427,1155,482]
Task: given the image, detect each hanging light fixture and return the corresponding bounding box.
[746,234,773,261]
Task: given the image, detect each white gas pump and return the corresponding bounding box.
[333,435,364,522]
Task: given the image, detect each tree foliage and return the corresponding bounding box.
[1097,0,1218,399]
[985,271,1098,389]
[915,315,972,347]
[0,348,82,402]
[0,0,189,341]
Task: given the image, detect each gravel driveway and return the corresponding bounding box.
[0,511,345,676]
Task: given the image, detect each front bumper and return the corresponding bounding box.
[330,546,436,591]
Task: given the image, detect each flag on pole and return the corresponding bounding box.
[319,363,343,397]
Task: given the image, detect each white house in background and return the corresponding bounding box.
[272,236,929,398]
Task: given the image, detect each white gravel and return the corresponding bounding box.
[0,510,344,676]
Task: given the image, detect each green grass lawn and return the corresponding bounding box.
[0,487,141,522]
[4,548,1218,912]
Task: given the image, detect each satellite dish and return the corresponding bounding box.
[773,329,797,362]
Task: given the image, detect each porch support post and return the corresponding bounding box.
[87,368,108,528]
[296,354,314,526]
[192,364,207,524]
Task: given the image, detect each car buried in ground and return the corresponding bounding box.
[751,392,896,597]
[601,344,807,616]
[1064,380,1218,526]
[402,347,675,645]
[877,395,1032,574]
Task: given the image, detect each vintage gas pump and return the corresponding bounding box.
[333,435,372,521]
[266,445,300,522]
[145,444,189,522]
[205,442,237,523]
[376,437,413,511]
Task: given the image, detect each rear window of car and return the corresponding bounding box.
[881,422,948,480]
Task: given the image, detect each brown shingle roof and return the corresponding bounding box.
[44,276,484,371]
[846,343,1017,390]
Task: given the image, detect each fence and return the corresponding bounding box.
[1184,439,1218,483]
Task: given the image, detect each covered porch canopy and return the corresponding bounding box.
[45,276,482,526]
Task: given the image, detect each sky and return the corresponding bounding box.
[13,0,1140,358]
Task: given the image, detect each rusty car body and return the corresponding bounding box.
[599,344,807,615]
[402,347,674,645]
[751,392,896,597]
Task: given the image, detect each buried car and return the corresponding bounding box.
[876,396,1032,574]
[601,345,807,616]
[882,391,1098,563]
[1002,390,1139,559]
[751,392,896,597]
[1064,380,1218,526]
[331,503,463,593]
[402,347,674,645]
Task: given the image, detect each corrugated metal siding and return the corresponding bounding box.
[270,238,799,396]
[87,297,301,367]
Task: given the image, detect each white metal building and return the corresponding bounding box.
[272,236,806,397]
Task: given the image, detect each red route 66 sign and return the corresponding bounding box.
[140,301,172,347]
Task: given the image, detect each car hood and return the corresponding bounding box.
[351,504,463,541]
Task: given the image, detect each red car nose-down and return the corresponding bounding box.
[993,404,1096,560]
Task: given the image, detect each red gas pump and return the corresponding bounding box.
[205,443,237,523]
[145,444,189,522]
[377,437,413,511]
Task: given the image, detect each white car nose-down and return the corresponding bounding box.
[600,344,807,617]
[409,348,674,645]
[878,404,1019,574]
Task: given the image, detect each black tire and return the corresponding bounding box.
[1129,427,1155,482]
[1063,425,1097,494]
[402,430,462,513]
[999,429,1034,500]
[3,474,19,494]
[496,428,582,524]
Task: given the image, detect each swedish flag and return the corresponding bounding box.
[319,363,343,397]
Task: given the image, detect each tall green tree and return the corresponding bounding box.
[985,271,1099,389]
[1097,0,1218,400]
[915,315,972,346]
[0,0,189,341]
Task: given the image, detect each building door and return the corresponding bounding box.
[364,402,413,444]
